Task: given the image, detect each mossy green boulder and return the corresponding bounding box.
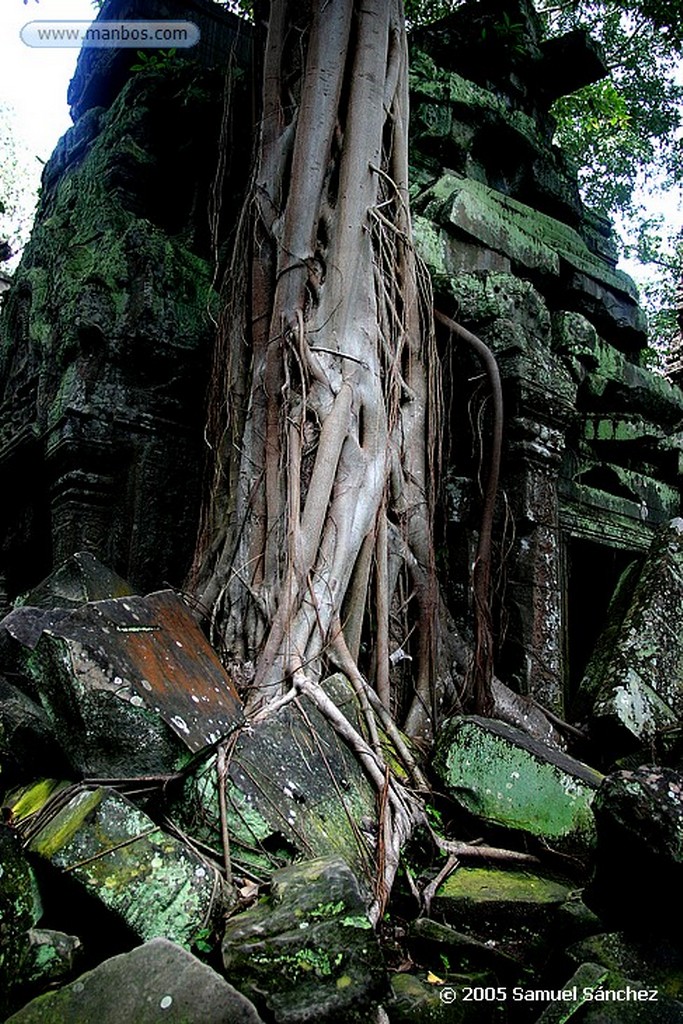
[433,715,601,853]
[25,784,222,948]
[432,866,573,962]
[222,857,386,1023]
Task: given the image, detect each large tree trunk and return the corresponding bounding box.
[193,0,450,747]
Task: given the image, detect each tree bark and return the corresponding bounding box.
[194,0,448,745]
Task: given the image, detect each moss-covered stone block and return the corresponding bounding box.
[0,827,42,1017]
[388,971,497,1024]
[566,931,683,1000]
[528,961,608,1022]
[417,173,638,300]
[582,519,683,746]
[420,174,561,276]
[26,785,222,948]
[407,917,523,982]
[222,857,386,1024]
[584,337,683,425]
[533,961,683,1023]
[432,867,573,962]
[433,716,601,853]
[23,928,82,988]
[173,675,376,883]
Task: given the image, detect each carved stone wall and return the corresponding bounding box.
[410,0,683,714]
[0,2,252,605]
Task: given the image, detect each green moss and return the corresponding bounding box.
[341,915,372,929]
[29,788,216,947]
[309,900,345,919]
[8,780,69,822]
[416,171,642,306]
[436,719,600,850]
[410,50,543,155]
[438,867,571,905]
[30,788,104,860]
[222,857,386,1021]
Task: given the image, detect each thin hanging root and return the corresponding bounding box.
[330,620,429,791]
[374,767,391,918]
[422,853,459,918]
[216,740,233,886]
[375,507,390,710]
[434,309,503,715]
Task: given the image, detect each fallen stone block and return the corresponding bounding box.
[222,856,387,1023]
[0,826,42,1018]
[581,518,683,750]
[4,937,265,1023]
[389,970,498,1023]
[172,674,376,884]
[16,782,222,948]
[0,675,69,784]
[23,928,82,989]
[531,961,683,1023]
[1,589,243,777]
[407,917,522,980]
[16,551,135,611]
[584,765,683,933]
[431,866,572,962]
[518,962,607,1022]
[433,715,601,853]
[565,930,683,996]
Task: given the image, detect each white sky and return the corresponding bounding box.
[0,0,95,160]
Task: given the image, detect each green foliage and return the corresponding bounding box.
[191,926,215,955]
[479,10,528,54]
[543,1,683,220]
[211,0,254,16]
[130,48,178,72]
[622,216,683,365]
[425,802,444,831]
[404,0,459,26]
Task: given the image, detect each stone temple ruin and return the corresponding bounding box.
[408,2,683,745]
[1,0,680,742]
[1,0,683,1021]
